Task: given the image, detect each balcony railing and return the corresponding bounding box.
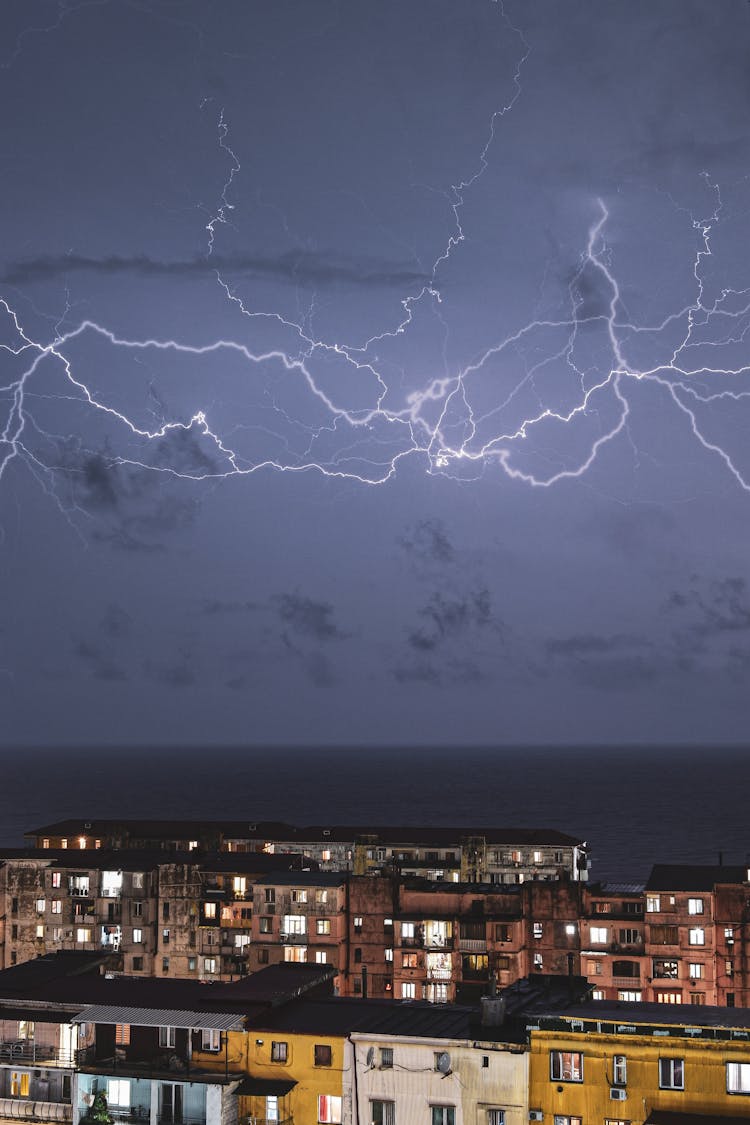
[426,968,452,981]
[0,1098,72,1122]
[0,1043,75,1066]
[458,939,487,953]
[279,932,307,944]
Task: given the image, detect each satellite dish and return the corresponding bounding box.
[366,1047,375,1068]
[436,1051,452,1074]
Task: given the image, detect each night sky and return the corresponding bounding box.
[2,0,750,748]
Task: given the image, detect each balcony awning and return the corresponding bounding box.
[236,1077,297,1096]
[72,1006,246,1031]
[645,1113,750,1124]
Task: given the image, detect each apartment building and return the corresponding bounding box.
[0,849,314,980]
[528,998,750,1122]
[28,821,588,884]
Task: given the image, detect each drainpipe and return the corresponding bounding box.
[347,1037,360,1125]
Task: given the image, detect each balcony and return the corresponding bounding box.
[426,968,452,982]
[0,1098,72,1122]
[0,1043,75,1066]
[458,939,487,953]
[279,933,307,945]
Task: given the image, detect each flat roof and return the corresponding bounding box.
[534,999,750,1033]
[0,956,334,1015]
[28,820,585,847]
[646,864,748,892]
[0,848,318,874]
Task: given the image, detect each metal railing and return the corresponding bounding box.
[458,939,487,953]
[0,1044,75,1066]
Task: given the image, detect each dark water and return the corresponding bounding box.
[0,746,745,884]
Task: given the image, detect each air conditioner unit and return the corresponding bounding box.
[529,1112,544,1122]
[610,1088,627,1101]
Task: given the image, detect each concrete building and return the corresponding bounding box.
[528,998,750,1123]
[27,823,588,886]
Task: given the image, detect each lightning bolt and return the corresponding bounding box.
[3,0,750,535]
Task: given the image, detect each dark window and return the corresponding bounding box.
[62,1076,71,1102]
[271,1041,287,1062]
[11,899,18,914]
[612,960,639,978]
[354,948,362,963]
[650,925,679,945]
[258,949,269,964]
[495,924,510,942]
[161,957,169,972]
[133,956,143,970]
[314,1044,333,1067]
[163,902,170,920]
[11,925,17,940]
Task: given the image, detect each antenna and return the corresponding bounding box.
[436,1051,452,1075]
[366,1047,375,1068]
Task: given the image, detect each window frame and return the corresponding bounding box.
[659,1057,685,1091]
[271,1040,288,1063]
[550,1050,584,1083]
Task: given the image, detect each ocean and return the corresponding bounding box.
[0,745,744,885]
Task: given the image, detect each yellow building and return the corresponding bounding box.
[528,1000,750,1123]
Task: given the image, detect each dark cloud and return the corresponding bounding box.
[273,593,347,641]
[666,576,750,638]
[545,632,658,691]
[3,251,429,290]
[398,518,455,566]
[100,604,132,638]
[408,587,493,651]
[153,662,196,688]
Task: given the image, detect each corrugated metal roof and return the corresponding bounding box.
[72,1006,246,1030]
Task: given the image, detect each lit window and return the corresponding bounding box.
[314,1044,332,1067]
[590,927,608,944]
[36,925,44,938]
[321,850,332,862]
[203,957,216,974]
[202,1029,221,1052]
[659,1057,684,1090]
[617,990,642,1002]
[385,948,393,962]
[52,927,62,942]
[271,1041,288,1063]
[204,903,217,919]
[401,982,416,999]
[533,851,542,864]
[318,1096,342,1124]
[689,963,704,979]
[552,1117,581,1125]
[35,899,46,914]
[101,871,122,897]
[76,928,90,943]
[51,873,61,888]
[315,952,328,964]
[688,898,704,915]
[133,928,143,943]
[132,873,144,889]
[646,895,660,912]
[657,992,682,1004]
[42,839,50,849]
[316,919,331,935]
[689,928,705,946]
[533,922,543,939]
[51,900,61,914]
[591,989,605,999]
[550,1051,583,1082]
[533,952,543,969]
[106,1080,130,1107]
[11,1073,30,1097]
[354,916,363,932]
[79,837,87,849]
[115,1024,130,1045]
[158,1027,176,1048]
[727,1062,750,1094]
[61,839,68,849]
[283,945,306,962]
[283,914,306,936]
[431,1108,455,1125]
[612,1055,627,1086]
[233,877,247,897]
[188,957,196,971]
[188,841,198,851]
[316,890,328,905]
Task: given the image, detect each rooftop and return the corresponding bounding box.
[0,954,334,1016]
[535,998,750,1033]
[27,819,585,848]
[646,864,748,892]
[0,847,318,873]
